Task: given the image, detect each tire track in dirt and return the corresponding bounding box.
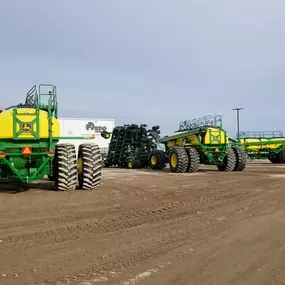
[2,187,259,247]
[1,164,285,284]
[49,187,285,285]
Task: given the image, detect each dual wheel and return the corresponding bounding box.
[149,147,200,173]
[126,157,149,169]
[216,146,247,171]
[150,146,247,173]
[53,143,102,191]
[126,157,141,169]
[168,147,200,173]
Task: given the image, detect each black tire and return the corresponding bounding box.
[54,143,77,191]
[78,143,102,190]
[269,151,280,163]
[232,146,247,171]
[169,146,188,173]
[217,147,236,171]
[279,150,285,163]
[136,160,142,168]
[185,147,200,172]
[126,157,136,169]
[149,149,166,170]
[269,157,280,163]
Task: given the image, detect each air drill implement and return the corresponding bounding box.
[238,131,285,163]
[0,84,102,190]
[101,124,158,168]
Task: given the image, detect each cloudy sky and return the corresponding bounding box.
[1,0,284,137]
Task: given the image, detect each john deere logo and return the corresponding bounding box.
[21,123,32,132]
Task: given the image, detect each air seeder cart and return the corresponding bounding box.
[147,115,285,173]
[0,84,102,190]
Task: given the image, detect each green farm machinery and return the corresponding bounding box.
[147,115,285,173]
[0,84,102,190]
[148,115,246,172]
[238,131,285,163]
[101,124,159,168]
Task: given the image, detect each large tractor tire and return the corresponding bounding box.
[279,150,285,164]
[54,143,78,191]
[77,143,102,190]
[169,146,188,173]
[232,146,247,171]
[185,147,200,172]
[149,149,166,170]
[269,156,280,163]
[269,151,280,163]
[217,147,236,171]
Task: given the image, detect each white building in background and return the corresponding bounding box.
[58,117,115,155]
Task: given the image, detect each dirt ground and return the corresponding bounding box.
[0,162,285,285]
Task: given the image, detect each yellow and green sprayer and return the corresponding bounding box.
[0,84,102,190]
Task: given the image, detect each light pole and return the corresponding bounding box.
[232,107,243,139]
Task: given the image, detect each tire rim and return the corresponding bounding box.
[170,153,177,167]
[151,155,157,165]
[78,157,83,177]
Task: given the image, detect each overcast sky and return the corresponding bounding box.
[0,0,284,137]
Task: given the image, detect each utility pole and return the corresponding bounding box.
[232,107,243,140]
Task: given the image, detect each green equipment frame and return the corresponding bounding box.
[101,124,158,168]
[156,115,230,166]
[147,115,285,173]
[0,84,96,185]
[238,131,285,163]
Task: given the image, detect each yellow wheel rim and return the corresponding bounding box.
[128,161,133,168]
[151,155,157,165]
[78,157,83,176]
[170,153,177,167]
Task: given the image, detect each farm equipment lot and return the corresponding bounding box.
[0,162,285,285]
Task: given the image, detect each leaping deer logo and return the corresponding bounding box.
[21,123,32,132]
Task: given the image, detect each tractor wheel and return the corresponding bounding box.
[269,152,280,163]
[54,143,78,191]
[232,146,247,171]
[149,149,166,170]
[77,143,102,189]
[169,146,188,173]
[279,150,285,163]
[185,147,200,172]
[269,156,280,163]
[126,157,137,169]
[217,147,236,171]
